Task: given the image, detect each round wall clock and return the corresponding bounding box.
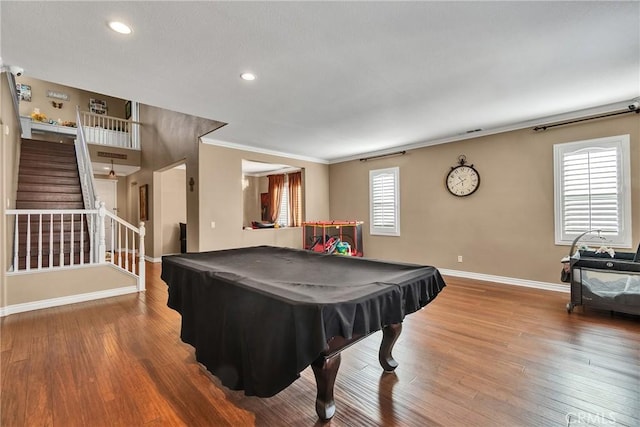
[446,155,480,197]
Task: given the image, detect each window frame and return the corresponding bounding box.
[369,166,400,236]
[553,134,632,248]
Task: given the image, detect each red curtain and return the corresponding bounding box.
[288,172,302,227]
[268,174,285,223]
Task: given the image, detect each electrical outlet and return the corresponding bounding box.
[211,221,216,229]
[457,255,463,263]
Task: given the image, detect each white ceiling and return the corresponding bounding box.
[2,2,638,163]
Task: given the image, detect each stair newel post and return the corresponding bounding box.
[138,222,146,291]
[97,201,106,263]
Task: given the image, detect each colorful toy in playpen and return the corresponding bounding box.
[303,221,364,257]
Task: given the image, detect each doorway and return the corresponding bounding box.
[157,163,187,255]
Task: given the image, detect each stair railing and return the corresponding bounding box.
[75,107,98,213]
[5,205,145,291]
[80,110,140,149]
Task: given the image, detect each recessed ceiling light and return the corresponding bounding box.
[240,73,256,81]
[108,21,132,35]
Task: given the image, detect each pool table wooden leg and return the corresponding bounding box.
[379,323,402,372]
[311,353,341,421]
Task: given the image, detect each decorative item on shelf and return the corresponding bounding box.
[108,160,117,179]
[30,108,47,122]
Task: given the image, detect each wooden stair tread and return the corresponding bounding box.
[19,160,79,171]
[18,175,81,185]
[16,201,85,209]
[17,193,83,202]
[18,183,83,193]
[18,168,79,178]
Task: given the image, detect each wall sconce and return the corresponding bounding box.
[189,177,195,192]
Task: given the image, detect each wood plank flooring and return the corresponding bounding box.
[1,263,638,426]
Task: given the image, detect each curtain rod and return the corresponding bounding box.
[533,109,638,132]
[359,150,406,162]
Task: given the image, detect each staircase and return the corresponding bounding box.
[15,139,91,269]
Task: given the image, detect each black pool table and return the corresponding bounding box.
[161,246,445,420]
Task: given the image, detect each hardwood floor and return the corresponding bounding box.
[2,263,638,426]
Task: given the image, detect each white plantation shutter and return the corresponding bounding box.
[370,167,400,236]
[554,135,631,247]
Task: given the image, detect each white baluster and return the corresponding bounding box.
[98,202,106,263]
[59,213,64,267]
[125,228,129,271]
[89,212,94,263]
[70,214,75,266]
[80,214,85,265]
[13,215,18,271]
[118,222,122,268]
[49,214,54,267]
[138,222,146,291]
[110,217,115,265]
[132,232,136,274]
[38,214,43,269]
[26,214,31,271]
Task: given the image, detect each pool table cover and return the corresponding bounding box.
[161,246,446,397]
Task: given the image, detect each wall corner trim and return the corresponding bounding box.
[438,268,570,293]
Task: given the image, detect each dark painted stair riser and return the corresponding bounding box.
[14,139,90,269]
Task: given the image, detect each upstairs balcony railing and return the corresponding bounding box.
[80,110,140,150]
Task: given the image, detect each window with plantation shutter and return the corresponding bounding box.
[554,135,631,247]
[277,175,289,226]
[370,167,400,236]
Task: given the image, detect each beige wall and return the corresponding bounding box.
[198,144,330,251]
[4,265,136,306]
[15,76,127,122]
[1,72,23,308]
[159,167,187,255]
[330,114,640,285]
[243,175,261,227]
[129,104,224,258]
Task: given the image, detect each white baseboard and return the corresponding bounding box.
[145,255,162,263]
[0,286,139,317]
[438,268,569,293]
